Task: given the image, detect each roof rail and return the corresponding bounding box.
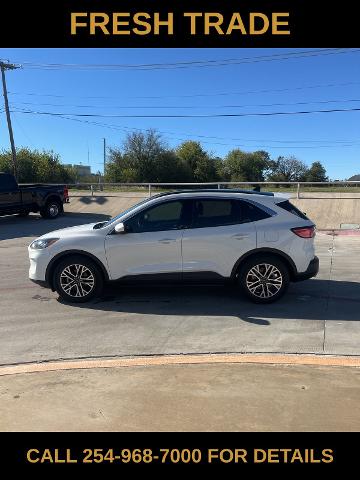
[151,188,274,198]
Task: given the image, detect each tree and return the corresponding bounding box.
[267,156,308,182]
[176,141,219,182]
[0,148,72,183]
[221,149,271,182]
[306,162,328,182]
[105,129,182,183]
[348,174,360,181]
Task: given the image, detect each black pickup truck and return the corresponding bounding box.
[0,172,69,219]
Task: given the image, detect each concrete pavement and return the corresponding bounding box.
[1,362,359,431]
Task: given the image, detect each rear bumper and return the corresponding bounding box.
[293,256,319,282]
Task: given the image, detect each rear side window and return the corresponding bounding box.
[192,199,239,228]
[277,200,308,220]
[240,201,272,222]
[191,199,271,229]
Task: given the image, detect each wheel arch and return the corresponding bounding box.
[231,248,298,280]
[44,194,63,212]
[45,250,109,290]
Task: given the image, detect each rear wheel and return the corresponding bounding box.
[53,256,103,303]
[40,200,62,219]
[238,255,290,304]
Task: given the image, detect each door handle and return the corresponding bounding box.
[158,238,177,244]
[232,233,250,239]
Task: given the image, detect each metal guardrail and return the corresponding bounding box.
[61,181,360,199]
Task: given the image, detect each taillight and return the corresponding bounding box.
[63,187,69,199]
[291,226,315,238]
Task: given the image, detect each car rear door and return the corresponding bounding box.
[181,198,258,279]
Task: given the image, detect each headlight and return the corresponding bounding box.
[30,238,60,250]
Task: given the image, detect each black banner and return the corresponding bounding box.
[0,433,358,473]
[1,1,360,47]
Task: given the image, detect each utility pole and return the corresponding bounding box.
[0,61,20,180]
[103,137,106,177]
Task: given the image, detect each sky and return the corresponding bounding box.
[0,48,359,179]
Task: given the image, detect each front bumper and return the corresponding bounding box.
[293,256,319,282]
[30,279,49,288]
[28,247,51,283]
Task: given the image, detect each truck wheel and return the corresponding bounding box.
[238,255,290,304]
[53,256,103,303]
[40,200,62,219]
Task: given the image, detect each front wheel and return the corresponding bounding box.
[53,256,103,303]
[40,200,62,219]
[238,255,290,304]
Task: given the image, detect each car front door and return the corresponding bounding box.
[104,199,190,281]
[182,198,258,279]
[0,174,21,211]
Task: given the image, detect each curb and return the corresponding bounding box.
[0,353,359,377]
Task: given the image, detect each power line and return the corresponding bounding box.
[11,109,360,149]
[11,106,360,119]
[9,105,360,143]
[9,80,360,100]
[17,49,360,71]
[11,112,36,148]
[10,98,360,110]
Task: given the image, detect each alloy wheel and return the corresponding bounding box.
[59,264,95,298]
[245,263,283,299]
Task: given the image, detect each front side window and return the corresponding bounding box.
[125,200,186,233]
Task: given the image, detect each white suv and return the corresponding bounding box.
[28,189,319,304]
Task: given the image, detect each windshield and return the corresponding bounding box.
[98,197,154,228]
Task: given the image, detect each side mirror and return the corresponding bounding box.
[114,222,126,234]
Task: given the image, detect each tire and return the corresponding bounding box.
[53,255,103,303]
[40,200,62,219]
[237,255,290,304]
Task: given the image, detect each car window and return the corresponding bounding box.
[240,201,272,222]
[125,200,186,233]
[0,174,17,191]
[190,199,271,229]
[191,199,240,228]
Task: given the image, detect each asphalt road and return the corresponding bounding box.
[1,212,360,366]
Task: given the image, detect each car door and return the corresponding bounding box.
[0,173,21,211]
[105,199,190,281]
[182,198,258,279]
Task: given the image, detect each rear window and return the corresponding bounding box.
[0,173,17,191]
[277,200,308,220]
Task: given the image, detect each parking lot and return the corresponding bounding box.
[1,211,360,367]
